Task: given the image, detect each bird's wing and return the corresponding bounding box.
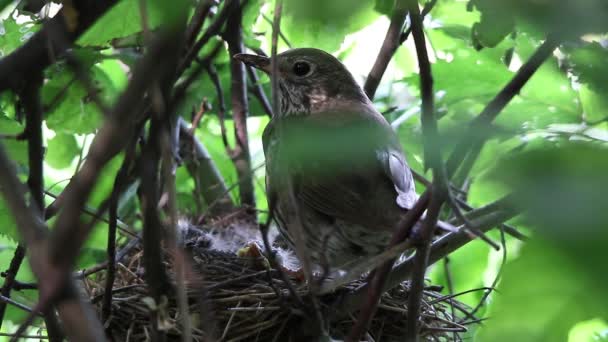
[281,110,417,228]
[379,148,418,210]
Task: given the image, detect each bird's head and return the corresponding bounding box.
[234,48,369,117]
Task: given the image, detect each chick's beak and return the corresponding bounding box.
[233,53,271,73]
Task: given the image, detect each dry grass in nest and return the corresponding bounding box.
[84,222,477,341]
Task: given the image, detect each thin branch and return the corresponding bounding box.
[399,0,437,44]
[445,35,560,177]
[335,196,518,316]
[363,0,408,99]
[401,1,445,339]
[0,295,37,314]
[405,195,443,341]
[161,121,193,342]
[346,192,429,341]
[178,0,239,76]
[261,13,292,48]
[185,0,214,48]
[102,140,137,322]
[48,28,187,272]
[246,65,273,117]
[225,1,256,208]
[206,63,231,149]
[0,143,106,342]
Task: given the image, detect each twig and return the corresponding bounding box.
[346,192,430,341]
[102,140,138,322]
[160,113,193,341]
[16,75,64,342]
[445,34,560,177]
[261,14,292,48]
[405,194,443,341]
[0,245,26,329]
[0,294,37,314]
[225,1,256,208]
[185,0,214,48]
[206,64,231,149]
[400,1,446,339]
[246,65,273,117]
[179,118,235,214]
[0,142,106,342]
[335,196,518,317]
[48,26,187,273]
[461,226,508,322]
[363,0,408,99]
[399,0,437,44]
[178,0,239,76]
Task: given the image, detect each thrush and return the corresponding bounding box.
[234,48,419,271]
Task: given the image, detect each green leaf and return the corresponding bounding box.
[0,197,18,241]
[46,133,79,169]
[470,1,514,49]
[0,17,39,57]
[568,318,608,342]
[78,0,164,46]
[493,143,608,239]
[282,0,379,52]
[579,84,608,123]
[43,62,118,135]
[0,115,27,165]
[477,238,607,342]
[567,42,608,95]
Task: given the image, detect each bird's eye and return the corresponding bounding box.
[292,61,311,76]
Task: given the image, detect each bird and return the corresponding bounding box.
[234,48,419,272]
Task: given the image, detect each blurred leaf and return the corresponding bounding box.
[78,0,164,46]
[46,133,79,169]
[283,0,379,52]
[569,318,608,342]
[567,42,608,94]
[579,84,608,123]
[493,143,608,238]
[477,238,606,341]
[470,0,608,43]
[373,0,393,16]
[470,1,514,48]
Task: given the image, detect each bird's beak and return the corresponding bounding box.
[233,53,271,73]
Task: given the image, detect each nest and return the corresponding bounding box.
[84,220,476,341]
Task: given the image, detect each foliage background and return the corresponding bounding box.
[0,0,606,340]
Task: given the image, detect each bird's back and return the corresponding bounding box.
[263,105,416,269]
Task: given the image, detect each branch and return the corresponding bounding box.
[445,35,560,177]
[179,118,235,214]
[0,0,119,92]
[246,65,273,117]
[363,0,408,99]
[0,144,106,342]
[346,193,429,341]
[401,2,447,338]
[335,196,519,316]
[225,1,256,208]
[178,0,238,76]
[102,141,138,322]
[48,28,187,272]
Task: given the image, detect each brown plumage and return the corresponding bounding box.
[235,48,418,270]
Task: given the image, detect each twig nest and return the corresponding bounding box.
[85,216,476,341]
